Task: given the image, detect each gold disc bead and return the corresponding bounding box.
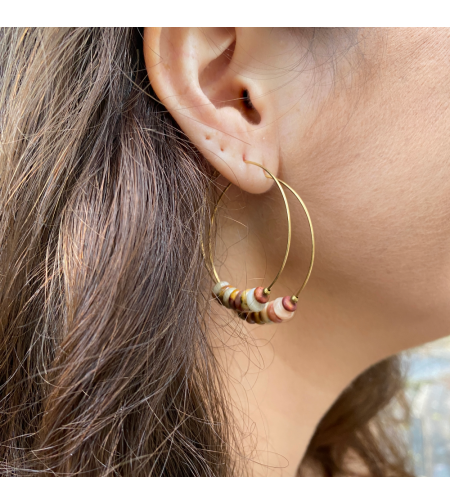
[239,289,250,312]
[253,311,266,325]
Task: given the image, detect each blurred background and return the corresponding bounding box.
[404,336,450,476]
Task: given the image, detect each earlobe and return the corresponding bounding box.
[143,27,280,194]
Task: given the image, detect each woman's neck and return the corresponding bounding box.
[214,284,364,476]
[211,268,416,476]
[208,183,442,476]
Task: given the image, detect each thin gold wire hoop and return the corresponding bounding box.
[277,178,315,299]
[244,161,315,300]
[208,165,291,295]
[207,160,315,302]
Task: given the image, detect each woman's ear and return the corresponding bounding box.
[143,28,280,194]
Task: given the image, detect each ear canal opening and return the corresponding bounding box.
[241,89,261,125]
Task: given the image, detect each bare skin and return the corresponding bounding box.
[143,28,450,475]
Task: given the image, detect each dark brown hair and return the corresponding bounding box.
[0,27,412,476]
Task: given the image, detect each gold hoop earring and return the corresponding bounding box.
[209,160,315,325]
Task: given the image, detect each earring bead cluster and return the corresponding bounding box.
[212,280,297,324]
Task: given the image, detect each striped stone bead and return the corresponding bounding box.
[222,287,239,308]
[212,280,231,305]
[239,289,250,312]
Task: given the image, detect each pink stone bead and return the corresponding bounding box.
[267,302,282,323]
[234,291,243,311]
[254,286,270,304]
[273,297,295,321]
[282,296,298,312]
